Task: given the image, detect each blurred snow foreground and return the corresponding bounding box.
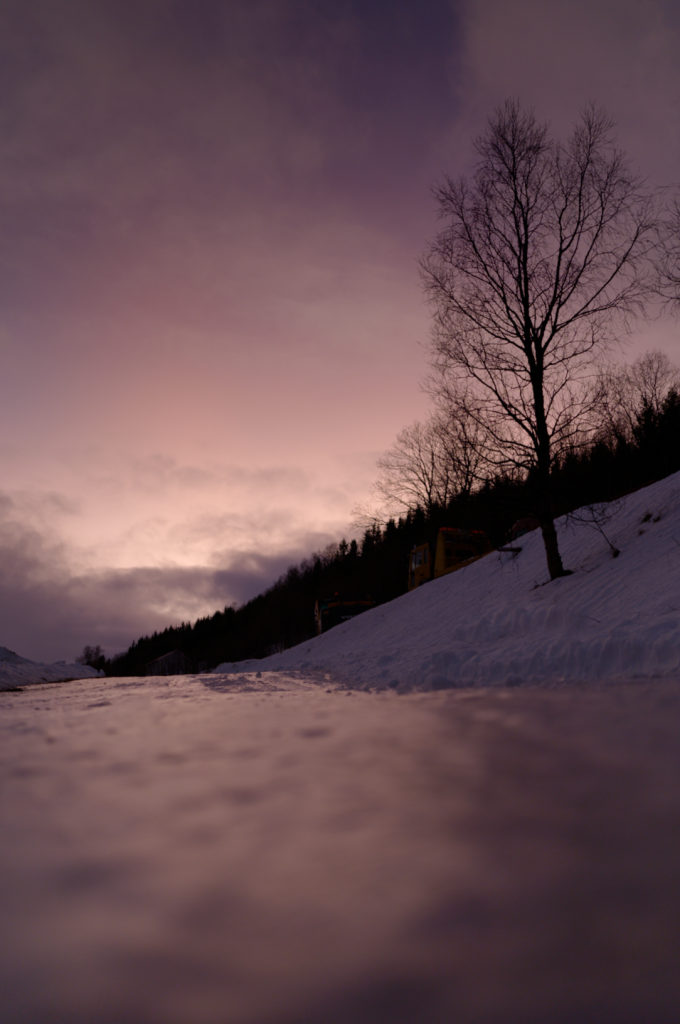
[216,471,680,690]
[2,672,680,1023]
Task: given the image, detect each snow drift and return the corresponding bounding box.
[216,471,680,690]
[0,648,101,690]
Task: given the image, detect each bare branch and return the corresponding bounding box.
[594,350,680,443]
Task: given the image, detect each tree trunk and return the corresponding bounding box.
[540,515,567,580]
[537,488,568,580]
[532,363,569,581]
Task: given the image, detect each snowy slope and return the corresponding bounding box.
[216,471,680,689]
[0,647,101,690]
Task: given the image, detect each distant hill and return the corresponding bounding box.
[0,647,101,690]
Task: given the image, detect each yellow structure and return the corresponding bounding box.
[408,528,492,591]
[408,543,431,590]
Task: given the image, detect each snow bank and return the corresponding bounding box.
[215,472,680,690]
[0,647,101,690]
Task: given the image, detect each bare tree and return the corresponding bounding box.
[430,402,486,500]
[596,350,680,443]
[76,645,105,670]
[352,405,486,527]
[374,418,453,515]
[421,101,659,579]
[350,500,391,531]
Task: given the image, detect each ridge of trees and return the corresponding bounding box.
[95,372,680,677]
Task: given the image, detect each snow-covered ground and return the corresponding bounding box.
[2,672,680,1023]
[217,471,680,690]
[0,646,101,690]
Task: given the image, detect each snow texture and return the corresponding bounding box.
[2,673,680,1022]
[0,647,101,690]
[215,472,680,690]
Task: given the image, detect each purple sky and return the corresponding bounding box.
[1,0,678,661]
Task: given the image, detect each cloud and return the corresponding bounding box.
[457,0,680,181]
[0,0,457,239]
[38,451,360,573]
[0,489,337,662]
[0,0,438,515]
[0,441,375,664]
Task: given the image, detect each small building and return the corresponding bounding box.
[145,650,193,676]
[314,596,374,635]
